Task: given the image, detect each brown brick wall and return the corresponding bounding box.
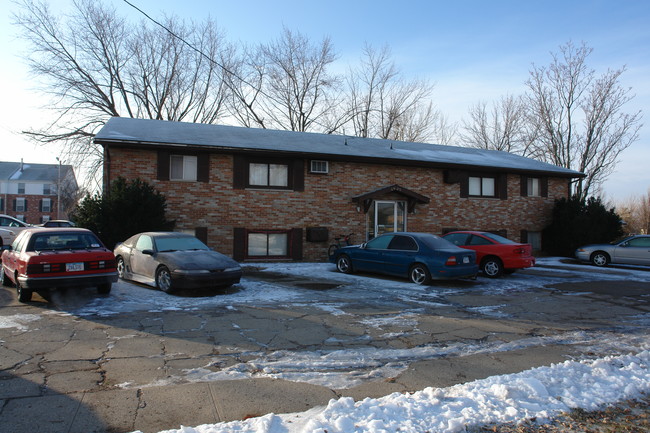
[107,147,570,261]
[2,194,62,225]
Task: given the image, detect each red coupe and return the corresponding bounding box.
[441,231,535,278]
[1,228,118,302]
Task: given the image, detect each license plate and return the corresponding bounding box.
[66,262,84,272]
[463,256,470,264]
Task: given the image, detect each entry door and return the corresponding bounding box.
[371,201,406,238]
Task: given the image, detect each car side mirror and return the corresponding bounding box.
[360,242,367,249]
[142,249,154,256]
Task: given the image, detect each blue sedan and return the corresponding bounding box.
[330,232,478,284]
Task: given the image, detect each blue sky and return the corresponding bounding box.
[1,0,648,199]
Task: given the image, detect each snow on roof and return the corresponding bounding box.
[95,117,583,177]
[0,161,74,182]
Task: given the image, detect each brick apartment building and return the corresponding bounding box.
[0,160,78,225]
[95,117,583,262]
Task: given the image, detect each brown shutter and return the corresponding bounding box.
[290,228,303,260]
[197,154,210,183]
[498,173,508,200]
[157,150,170,181]
[541,177,549,197]
[233,155,246,189]
[520,230,528,243]
[292,159,304,191]
[233,228,246,261]
[195,227,208,245]
[520,175,528,197]
[459,173,469,198]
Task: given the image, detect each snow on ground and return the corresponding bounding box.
[148,349,650,433]
[4,258,648,432]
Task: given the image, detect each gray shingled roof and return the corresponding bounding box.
[94,117,583,177]
[0,161,74,182]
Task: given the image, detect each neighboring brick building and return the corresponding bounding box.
[0,160,78,225]
[95,117,583,261]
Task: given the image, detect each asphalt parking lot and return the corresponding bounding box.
[1,259,649,433]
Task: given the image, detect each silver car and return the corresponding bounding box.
[114,232,242,293]
[575,235,650,267]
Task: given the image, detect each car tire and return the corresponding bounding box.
[116,257,126,279]
[481,257,503,278]
[156,266,174,293]
[590,251,610,267]
[97,283,112,295]
[336,255,353,274]
[409,264,431,285]
[16,278,32,303]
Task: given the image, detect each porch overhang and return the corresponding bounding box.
[352,184,430,213]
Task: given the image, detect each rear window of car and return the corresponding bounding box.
[481,232,517,244]
[29,233,104,251]
[419,234,457,250]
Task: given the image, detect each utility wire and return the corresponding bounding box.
[121,0,341,134]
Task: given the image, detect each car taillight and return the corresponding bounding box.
[445,256,457,266]
[513,247,526,255]
[27,263,64,273]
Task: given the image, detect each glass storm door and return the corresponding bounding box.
[370,201,406,239]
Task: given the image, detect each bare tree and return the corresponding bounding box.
[460,95,534,154]
[615,189,650,235]
[344,44,442,143]
[13,0,232,186]
[255,27,341,132]
[526,41,642,201]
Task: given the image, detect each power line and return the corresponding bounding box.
[121,0,338,133]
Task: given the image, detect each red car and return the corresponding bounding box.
[441,231,535,278]
[1,228,118,302]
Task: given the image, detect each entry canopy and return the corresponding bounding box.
[352,184,430,213]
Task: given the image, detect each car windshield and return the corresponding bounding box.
[155,236,209,252]
[30,233,103,251]
[481,232,517,244]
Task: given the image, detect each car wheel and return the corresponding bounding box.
[97,283,112,295]
[16,278,32,303]
[116,257,126,279]
[409,264,431,285]
[590,251,609,267]
[336,255,353,274]
[156,266,174,293]
[482,257,503,278]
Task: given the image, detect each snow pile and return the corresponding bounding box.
[0,313,41,331]
[151,350,650,433]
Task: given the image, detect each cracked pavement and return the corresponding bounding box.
[1,261,649,433]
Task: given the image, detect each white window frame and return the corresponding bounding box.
[170,155,198,181]
[16,197,26,212]
[248,163,289,188]
[41,215,51,224]
[527,177,541,197]
[18,183,25,194]
[469,176,496,197]
[247,231,289,257]
[43,184,52,195]
[310,160,329,174]
[42,198,52,213]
